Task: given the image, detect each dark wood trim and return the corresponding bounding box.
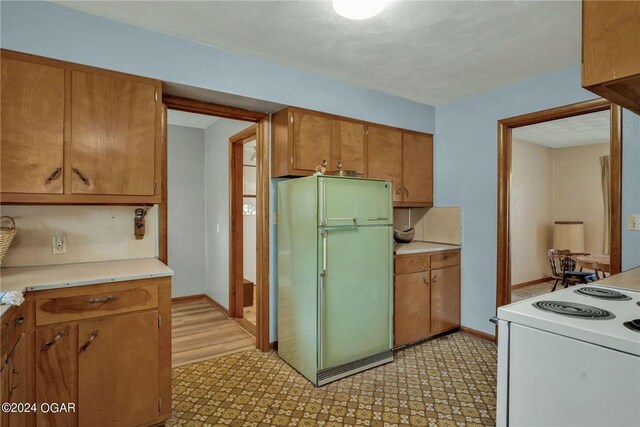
[171,294,207,303]
[511,277,550,290]
[459,326,497,344]
[163,95,267,123]
[496,98,623,313]
[269,341,278,351]
[159,104,168,264]
[161,97,271,352]
[234,317,256,337]
[203,294,229,316]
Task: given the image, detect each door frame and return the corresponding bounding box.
[229,125,258,323]
[160,95,271,351]
[496,98,622,311]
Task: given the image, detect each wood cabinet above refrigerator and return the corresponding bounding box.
[271,106,433,207]
[0,50,163,204]
[582,1,640,115]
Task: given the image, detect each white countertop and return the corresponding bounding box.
[594,266,640,291]
[0,258,173,317]
[394,241,461,255]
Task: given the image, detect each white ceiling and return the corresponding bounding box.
[513,110,610,149]
[167,109,220,129]
[55,1,582,106]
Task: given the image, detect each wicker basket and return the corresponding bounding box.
[0,216,16,265]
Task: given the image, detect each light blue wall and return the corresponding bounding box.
[167,125,206,298]
[622,110,640,270]
[203,119,254,310]
[0,1,435,133]
[436,66,640,335]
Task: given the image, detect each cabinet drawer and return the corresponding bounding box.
[430,250,460,269]
[35,285,158,326]
[395,254,429,274]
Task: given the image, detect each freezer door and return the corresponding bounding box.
[319,177,392,226]
[319,225,393,370]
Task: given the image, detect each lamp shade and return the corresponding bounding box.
[553,221,585,253]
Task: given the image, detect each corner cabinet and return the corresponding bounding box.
[582,1,640,115]
[271,107,433,207]
[394,249,460,348]
[0,277,172,427]
[0,49,163,204]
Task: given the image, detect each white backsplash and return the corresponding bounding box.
[393,206,462,245]
[0,205,157,268]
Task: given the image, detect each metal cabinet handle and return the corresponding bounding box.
[44,167,62,185]
[432,274,438,284]
[403,187,409,197]
[423,276,430,286]
[72,168,90,186]
[395,187,402,195]
[13,316,25,327]
[79,330,99,353]
[41,330,66,351]
[87,294,117,304]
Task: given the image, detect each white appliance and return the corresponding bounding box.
[495,284,640,427]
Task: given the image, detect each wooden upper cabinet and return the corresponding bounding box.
[331,120,365,174]
[0,49,162,204]
[71,71,157,196]
[367,125,403,202]
[0,56,65,194]
[292,111,331,173]
[582,1,640,115]
[402,133,433,206]
[271,106,434,203]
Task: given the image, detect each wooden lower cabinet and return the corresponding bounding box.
[430,266,461,335]
[394,272,431,347]
[1,277,171,427]
[394,250,461,348]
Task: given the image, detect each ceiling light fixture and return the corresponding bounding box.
[332,0,390,20]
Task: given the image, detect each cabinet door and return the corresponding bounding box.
[331,120,365,174]
[402,133,433,205]
[394,272,430,347]
[367,126,403,202]
[78,310,159,427]
[430,266,461,334]
[291,111,331,173]
[70,71,157,195]
[6,336,29,427]
[1,57,65,194]
[36,325,78,427]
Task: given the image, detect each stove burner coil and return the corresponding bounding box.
[624,319,640,333]
[574,287,631,301]
[533,301,615,319]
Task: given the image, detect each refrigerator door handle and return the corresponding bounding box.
[322,230,328,275]
[319,229,328,369]
[366,217,389,221]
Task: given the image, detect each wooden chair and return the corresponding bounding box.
[548,249,597,291]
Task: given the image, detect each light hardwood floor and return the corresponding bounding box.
[172,298,255,367]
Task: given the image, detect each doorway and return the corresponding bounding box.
[229,125,260,336]
[496,99,622,309]
[161,95,271,352]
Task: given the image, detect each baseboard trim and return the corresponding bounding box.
[512,277,550,289]
[171,294,207,303]
[234,317,256,337]
[459,326,497,343]
[171,294,230,316]
[203,295,230,316]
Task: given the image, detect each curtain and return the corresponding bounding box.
[600,155,610,254]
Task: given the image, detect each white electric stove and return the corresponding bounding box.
[495,281,640,427]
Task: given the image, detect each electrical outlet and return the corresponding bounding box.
[52,234,67,255]
[628,214,640,231]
